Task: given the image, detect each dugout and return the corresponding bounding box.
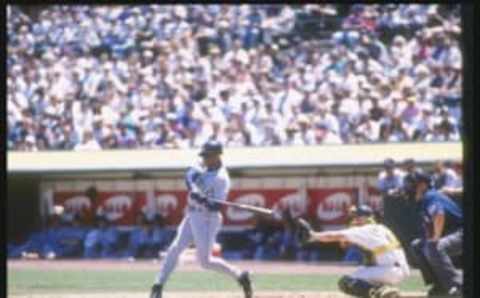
[7,142,462,260]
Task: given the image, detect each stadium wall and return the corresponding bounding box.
[7,142,462,239]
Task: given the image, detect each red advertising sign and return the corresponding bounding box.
[54,191,95,224]
[54,191,139,225]
[307,188,357,225]
[53,186,381,227]
[98,191,137,225]
[153,191,188,225]
[221,189,298,225]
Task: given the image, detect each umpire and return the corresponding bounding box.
[409,173,463,297]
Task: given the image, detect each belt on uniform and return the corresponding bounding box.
[188,204,220,213]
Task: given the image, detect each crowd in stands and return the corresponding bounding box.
[8,4,462,151]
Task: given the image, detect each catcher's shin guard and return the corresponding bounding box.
[338,275,375,297]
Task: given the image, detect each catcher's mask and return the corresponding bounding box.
[349,204,375,226]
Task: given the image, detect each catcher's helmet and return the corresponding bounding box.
[350,204,374,217]
[199,140,223,156]
[349,204,376,226]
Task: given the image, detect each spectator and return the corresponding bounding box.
[7,5,462,151]
[377,158,405,198]
[431,160,461,191]
[296,114,316,145]
[353,115,380,143]
[314,122,343,145]
[74,129,102,151]
[283,123,303,146]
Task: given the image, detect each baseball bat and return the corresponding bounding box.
[212,199,277,218]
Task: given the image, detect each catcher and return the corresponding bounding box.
[290,205,410,298]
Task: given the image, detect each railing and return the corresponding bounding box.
[8,142,462,174]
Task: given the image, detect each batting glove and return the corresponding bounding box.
[190,192,207,204]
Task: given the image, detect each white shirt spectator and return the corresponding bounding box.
[356,119,380,142]
[319,110,341,135]
[432,166,461,191]
[340,96,361,122]
[282,130,304,146]
[74,136,102,151]
[319,130,343,145]
[377,169,406,195]
[298,129,317,145]
[278,86,304,116]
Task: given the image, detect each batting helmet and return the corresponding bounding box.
[199,140,223,157]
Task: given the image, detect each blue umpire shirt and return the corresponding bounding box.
[418,189,463,238]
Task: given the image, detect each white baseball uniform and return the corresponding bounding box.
[340,224,410,286]
[155,161,242,285]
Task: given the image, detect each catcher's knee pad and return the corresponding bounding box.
[338,275,374,297]
[338,276,353,293]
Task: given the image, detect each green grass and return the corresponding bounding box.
[8,269,427,295]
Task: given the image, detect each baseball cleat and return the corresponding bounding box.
[238,271,253,298]
[370,285,400,298]
[150,284,162,298]
[447,286,462,297]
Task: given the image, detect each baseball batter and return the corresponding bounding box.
[307,205,410,298]
[150,141,252,298]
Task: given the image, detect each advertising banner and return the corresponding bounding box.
[53,191,138,225]
[52,185,380,227]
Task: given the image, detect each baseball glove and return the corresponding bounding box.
[282,209,313,245]
[296,218,313,244]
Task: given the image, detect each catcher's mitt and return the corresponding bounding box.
[296,218,313,244]
[282,209,313,245]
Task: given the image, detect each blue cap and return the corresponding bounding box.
[199,140,223,156]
